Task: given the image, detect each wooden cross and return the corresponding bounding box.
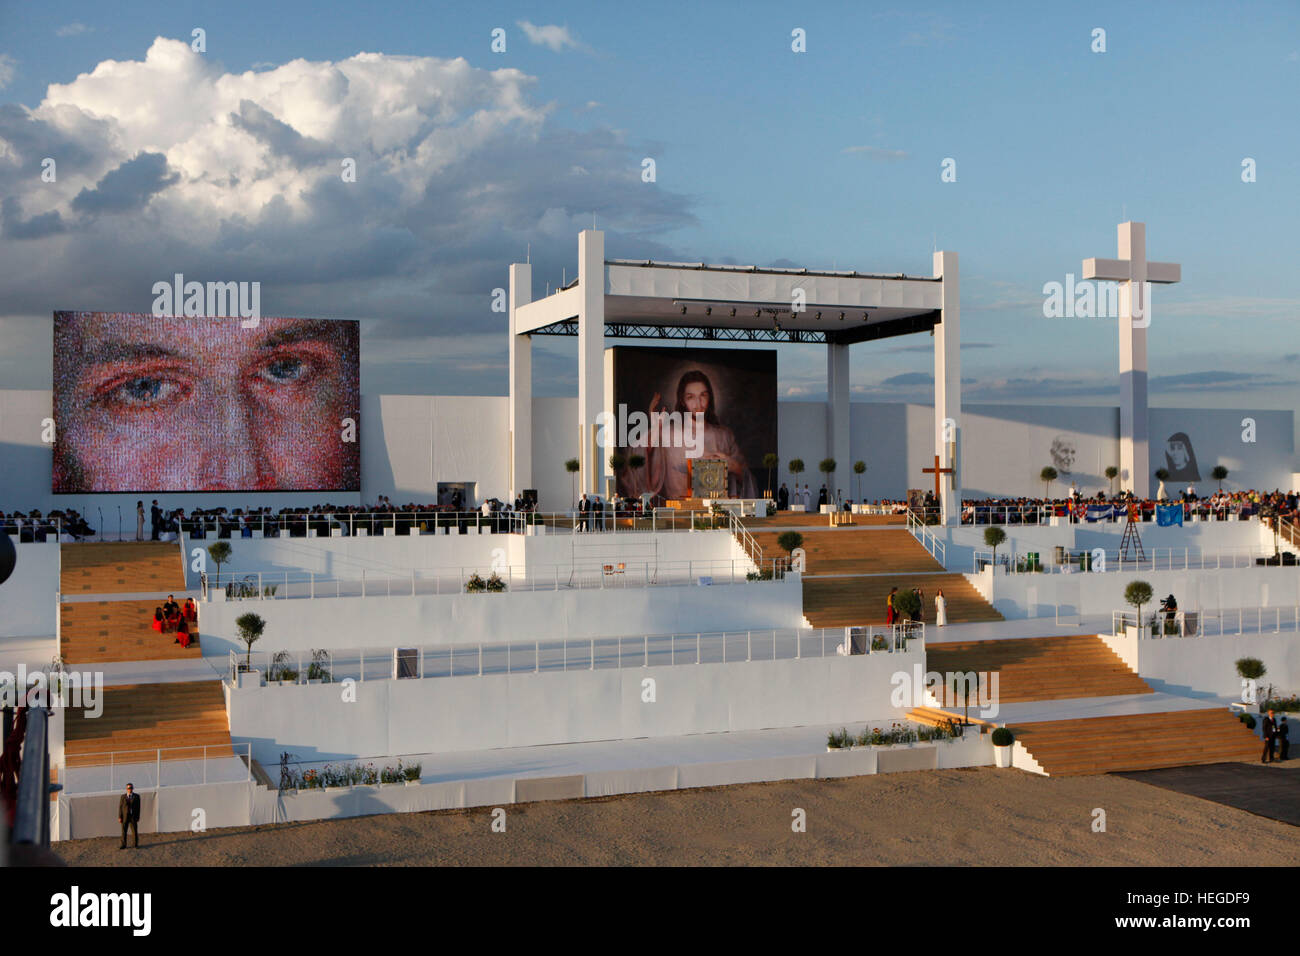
[921,455,953,498]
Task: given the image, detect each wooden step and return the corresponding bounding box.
[1010,709,1260,776]
[63,681,231,768]
[925,636,1152,704]
[59,541,185,594]
[803,573,1001,628]
[60,598,202,664]
[749,528,943,576]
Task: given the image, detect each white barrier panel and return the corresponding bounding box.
[228,651,919,765]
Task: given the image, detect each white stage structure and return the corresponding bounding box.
[509,231,965,523]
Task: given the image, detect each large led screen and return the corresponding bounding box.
[52,311,361,493]
[609,346,776,504]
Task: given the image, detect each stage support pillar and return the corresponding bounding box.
[933,250,962,527]
[577,229,606,497]
[826,342,850,506]
[508,262,533,501]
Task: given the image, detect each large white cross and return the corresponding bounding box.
[1083,222,1180,499]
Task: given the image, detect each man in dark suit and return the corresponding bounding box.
[1279,716,1290,761]
[777,483,789,511]
[119,782,141,849]
[150,500,162,541]
[578,494,589,532]
[1262,709,1278,763]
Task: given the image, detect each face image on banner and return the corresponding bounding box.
[609,346,776,504]
[1162,431,1200,482]
[52,311,361,493]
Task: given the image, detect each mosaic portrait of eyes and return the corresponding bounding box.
[89,346,332,413]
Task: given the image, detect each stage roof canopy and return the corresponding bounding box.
[514,259,943,345]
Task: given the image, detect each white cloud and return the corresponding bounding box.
[0,37,693,393]
[56,22,94,37]
[517,21,585,53]
[0,54,15,90]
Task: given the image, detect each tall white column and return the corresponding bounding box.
[577,229,606,496]
[508,262,532,500]
[826,342,850,505]
[1117,222,1150,499]
[933,251,961,526]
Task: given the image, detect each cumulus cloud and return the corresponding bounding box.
[517,21,586,53]
[0,38,694,392]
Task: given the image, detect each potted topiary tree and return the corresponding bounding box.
[991,726,1014,767]
[853,460,866,506]
[207,540,232,589]
[1235,657,1266,708]
[1105,465,1119,494]
[1124,580,1154,638]
[776,530,803,574]
[1212,465,1229,491]
[983,526,1007,573]
[1039,466,1058,499]
[235,611,265,685]
[564,457,580,509]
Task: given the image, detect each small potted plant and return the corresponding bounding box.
[991,726,1015,768]
[403,762,422,786]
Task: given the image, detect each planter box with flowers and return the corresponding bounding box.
[464,572,508,594]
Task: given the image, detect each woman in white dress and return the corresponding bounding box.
[135,500,145,541]
[934,588,948,627]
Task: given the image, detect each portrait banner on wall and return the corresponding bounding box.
[52,311,361,493]
[607,346,776,505]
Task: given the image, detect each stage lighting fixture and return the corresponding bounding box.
[680,305,687,314]
[815,311,822,320]
[730,308,736,317]
[839,311,845,321]
[705,307,712,316]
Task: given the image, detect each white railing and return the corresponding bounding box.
[978,546,1287,574]
[228,623,924,685]
[211,557,791,601]
[906,509,946,566]
[177,508,758,540]
[62,742,252,795]
[727,509,764,568]
[1112,606,1300,639]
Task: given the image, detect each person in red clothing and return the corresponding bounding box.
[183,598,197,623]
[175,617,191,649]
[151,606,164,633]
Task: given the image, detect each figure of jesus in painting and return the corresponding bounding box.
[629,369,757,503]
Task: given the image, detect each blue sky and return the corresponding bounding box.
[0,0,1296,442]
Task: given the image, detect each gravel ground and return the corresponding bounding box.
[53,766,1300,867]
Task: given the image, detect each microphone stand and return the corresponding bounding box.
[117,506,122,542]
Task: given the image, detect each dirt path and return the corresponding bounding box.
[54,766,1300,867]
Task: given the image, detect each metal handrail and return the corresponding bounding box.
[11,707,52,847]
[1112,605,1300,638]
[228,623,924,685]
[905,509,946,566]
[981,545,1289,574]
[209,557,789,601]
